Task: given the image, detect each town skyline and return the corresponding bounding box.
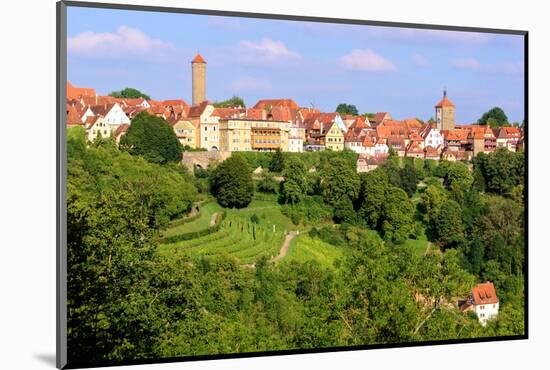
[67,7,525,124]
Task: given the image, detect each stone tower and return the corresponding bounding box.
[435,90,456,131]
[191,53,206,105]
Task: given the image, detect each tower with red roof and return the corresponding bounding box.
[192,53,207,105]
[435,89,456,131]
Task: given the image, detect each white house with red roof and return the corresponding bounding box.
[460,282,500,326]
[419,124,444,149]
[90,102,130,130]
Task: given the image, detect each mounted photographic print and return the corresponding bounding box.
[57,1,528,368]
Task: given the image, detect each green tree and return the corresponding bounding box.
[66,132,197,363]
[445,161,473,191]
[478,107,509,127]
[335,103,359,116]
[109,87,150,100]
[434,199,464,247]
[269,149,286,173]
[213,96,246,108]
[357,169,390,229]
[333,196,357,224]
[256,174,278,194]
[475,148,524,195]
[400,160,419,197]
[319,158,360,206]
[280,156,308,204]
[381,186,415,242]
[120,112,182,164]
[210,156,254,208]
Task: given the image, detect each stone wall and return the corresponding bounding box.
[181,151,231,171]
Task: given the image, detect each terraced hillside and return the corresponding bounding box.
[158,199,300,265]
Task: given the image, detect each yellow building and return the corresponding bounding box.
[324,122,345,151]
[171,119,196,148]
[219,119,290,152]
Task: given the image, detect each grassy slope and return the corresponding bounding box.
[402,234,429,257]
[282,234,345,270]
[162,202,223,237]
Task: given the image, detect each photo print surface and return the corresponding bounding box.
[60,2,527,368]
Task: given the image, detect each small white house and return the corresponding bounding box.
[460,282,500,326]
[90,102,131,130]
[421,126,444,149]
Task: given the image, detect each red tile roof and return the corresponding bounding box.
[253,99,299,110]
[444,129,469,141]
[123,98,147,106]
[66,104,83,125]
[188,101,211,118]
[245,108,265,120]
[115,123,130,136]
[406,141,424,154]
[90,103,116,117]
[424,145,441,158]
[362,136,375,147]
[162,99,189,107]
[350,116,369,129]
[67,81,96,100]
[192,53,206,63]
[374,112,391,125]
[472,282,499,305]
[435,95,455,108]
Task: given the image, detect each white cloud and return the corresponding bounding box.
[412,53,430,67]
[229,77,272,93]
[68,26,175,58]
[451,58,482,70]
[450,58,523,74]
[237,38,301,64]
[340,49,396,72]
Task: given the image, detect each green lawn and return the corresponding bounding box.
[402,234,429,257]
[281,234,345,270]
[162,202,223,238]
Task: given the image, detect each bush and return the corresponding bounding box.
[256,176,278,194]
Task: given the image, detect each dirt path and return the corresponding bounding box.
[273,231,299,262]
[209,212,220,226]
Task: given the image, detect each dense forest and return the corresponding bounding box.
[66,122,525,366]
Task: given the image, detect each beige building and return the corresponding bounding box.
[191,53,206,105]
[435,90,456,131]
[324,122,345,151]
[219,118,290,152]
[171,119,196,148]
[85,116,110,142]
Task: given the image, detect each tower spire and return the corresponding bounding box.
[443,88,447,98]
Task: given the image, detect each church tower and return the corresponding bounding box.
[435,89,456,131]
[192,53,206,105]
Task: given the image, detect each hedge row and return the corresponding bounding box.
[162,210,227,244]
[167,199,212,227]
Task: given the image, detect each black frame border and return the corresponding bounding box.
[56,1,529,369]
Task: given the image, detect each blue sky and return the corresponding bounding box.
[67,6,525,124]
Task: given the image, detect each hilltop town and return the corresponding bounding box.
[66,54,524,173]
